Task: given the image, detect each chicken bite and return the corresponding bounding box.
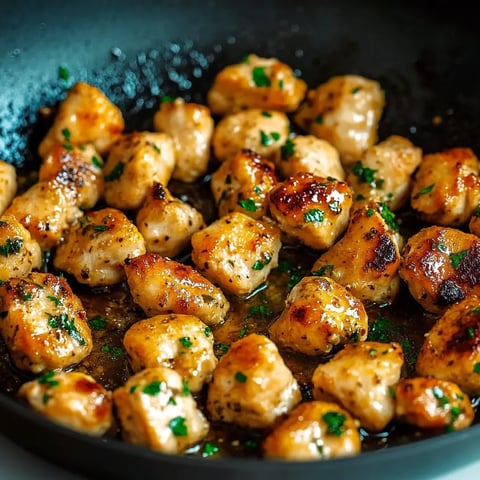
[0,215,42,281]
[113,367,209,454]
[38,81,124,159]
[212,109,289,163]
[262,400,361,461]
[191,212,282,296]
[347,135,422,210]
[54,208,146,287]
[207,53,307,116]
[268,276,368,356]
[410,147,480,226]
[206,333,301,429]
[312,341,404,431]
[0,272,92,373]
[294,75,385,167]
[273,135,345,181]
[103,132,176,210]
[0,160,17,215]
[136,182,205,258]
[123,313,217,393]
[124,253,229,327]
[153,98,214,183]
[394,377,474,431]
[38,143,104,209]
[4,179,82,250]
[18,371,113,436]
[268,172,352,251]
[399,226,480,312]
[416,295,480,396]
[311,201,403,305]
[210,149,278,220]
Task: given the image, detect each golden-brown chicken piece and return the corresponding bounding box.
[394,377,474,431]
[113,367,209,454]
[207,54,307,116]
[410,147,480,226]
[0,272,92,373]
[262,400,361,461]
[191,212,282,296]
[38,81,124,159]
[212,109,289,163]
[136,182,205,257]
[4,179,81,250]
[38,143,104,209]
[311,201,403,305]
[470,207,480,236]
[312,341,404,431]
[54,208,146,287]
[123,314,217,393]
[210,149,278,220]
[0,215,42,281]
[416,295,480,396]
[124,253,229,327]
[347,135,422,210]
[18,371,113,436]
[399,226,480,312]
[268,276,368,356]
[206,333,301,429]
[268,172,353,251]
[103,131,176,210]
[294,75,385,167]
[0,160,17,215]
[153,98,214,183]
[273,135,345,181]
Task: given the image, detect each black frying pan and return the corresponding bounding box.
[1,1,480,478]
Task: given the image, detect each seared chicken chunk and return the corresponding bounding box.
[54,208,146,287]
[124,253,229,327]
[0,272,92,373]
[273,135,345,181]
[123,313,217,393]
[410,147,480,226]
[4,179,81,250]
[153,98,214,183]
[18,371,113,436]
[0,160,17,215]
[210,149,278,220]
[136,182,205,258]
[312,341,404,431]
[399,226,480,312]
[268,172,353,251]
[0,215,42,281]
[191,212,282,296]
[212,109,289,163]
[312,201,403,305]
[38,143,104,209]
[269,276,368,356]
[103,132,176,210]
[206,333,301,429]
[347,135,422,210]
[294,75,385,167]
[394,377,474,431]
[416,295,480,396]
[38,81,124,159]
[113,367,209,454]
[207,54,307,116]
[262,400,361,461]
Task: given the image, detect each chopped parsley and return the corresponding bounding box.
[104,162,125,182]
[61,128,71,141]
[311,264,334,277]
[100,344,123,360]
[47,313,85,346]
[304,208,324,223]
[278,79,284,89]
[161,95,176,103]
[87,315,108,331]
[252,66,271,87]
[473,362,480,374]
[22,293,31,301]
[152,143,161,154]
[351,161,378,186]
[415,183,435,197]
[450,249,468,269]
[432,386,449,408]
[169,416,188,436]
[204,326,212,337]
[91,156,104,169]
[366,208,375,217]
[351,87,361,94]
[235,371,248,383]
[261,111,272,117]
[142,380,163,396]
[432,242,448,253]
[214,342,230,356]
[314,114,324,124]
[201,441,219,458]
[322,411,346,436]
[58,65,70,81]
[239,324,248,338]
[260,130,280,146]
[379,202,399,231]
[252,255,272,270]
[38,371,59,387]
[246,304,271,318]
[179,337,193,348]
[238,198,257,212]
[182,379,190,397]
[0,237,23,257]
[475,204,480,217]
[281,138,296,159]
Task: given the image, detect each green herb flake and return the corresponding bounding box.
[92,224,109,232]
[204,326,212,337]
[61,128,71,142]
[129,385,138,394]
[92,156,104,169]
[450,406,461,422]
[322,411,346,436]
[214,342,230,355]
[235,371,248,383]
[304,208,324,223]
[281,138,296,159]
[473,362,480,374]
[168,396,177,406]
[202,441,219,458]
[42,393,51,404]
[62,143,73,151]
[88,315,108,331]
[271,131,281,142]
[356,194,366,201]
[169,416,188,437]
[388,386,396,398]
[366,208,375,217]
[179,337,193,348]
[252,66,271,87]
[416,183,435,197]
[352,161,377,185]
[450,249,468,269]
[58,66,70,81]
[104,162,125,182]
[311,264,334,277]
[246,304,271,318]
[369,348,377,357]
[22,293,31,301]
[278,79,284,89]
[432,242,448,253]
[351,87,361,94]
[161,95,176,103]
[314,115,324,125]
[379,202,399,231]
[239,324,248,338]
[471,308,480,314]
[152,144,161,154]
[0,237,23,257]
[261,111,272,117]
[238,198,257,212]
[47,313,85,346]
[142,380,164,396]
[182,379,190,397]
[38,371,59,388]
[46,295,62,307]
[432,386,449,408]
[253,185,262,195]
[252,255,272,270]
[244,439,258,449]
[467,326,476,339]
[474,204,480,217]
[101,344,123,360]
[241,54,250,64]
